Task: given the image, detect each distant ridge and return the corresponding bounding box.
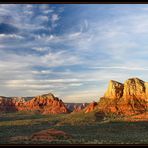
[0,93,68,114]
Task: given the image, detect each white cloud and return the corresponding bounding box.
[91,66,148,71]
[5,78,94,86]
[35,15,49,22]
[51,13,59,22]
[68,31,82,38]
[0,34,24,39]
[41,50,82,67]
[39,4,53,13]
[68,83,83,87]
[32,47,49,52]
[63,90,100,103]
[0,4,61,35]
[24,11,33,15]
[51,13,60,28]
[84,19,88,29]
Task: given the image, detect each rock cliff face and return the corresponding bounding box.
[104,80,124,99]
[85,101,98,113]
[123,78,146,100]
[0,93,68,114]
[98,78,148,115]
[24,93,68,114]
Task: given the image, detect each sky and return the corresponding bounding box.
[1,4,148,102]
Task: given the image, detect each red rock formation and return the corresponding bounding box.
[30,129,72,142]
[98,78,148,116]
[85,101,98,113]
[0,97,24,112]
[98,96,119,114]
[10,129,72,143]
[0,93,69,114]
[24,93,68,114]
[123,78,146,100]
[104,80,124,99]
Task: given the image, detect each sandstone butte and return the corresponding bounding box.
[0,93,68,114]
[85,77,148,116]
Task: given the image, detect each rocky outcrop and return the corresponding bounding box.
[104,80,124,99]
[24,93,68,114]
[0,93,69,114]
[98,78,148,115]
[145,82,148,98]
[30,129,72,142]
[85,101,98,113]
[10,129,72,144]
[0,96,25,112]
[98,96,119,114]
[118,78,148,115]
[65,103,88,112]
[123,78,146,101]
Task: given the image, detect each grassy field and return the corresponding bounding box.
[0,111,148,144]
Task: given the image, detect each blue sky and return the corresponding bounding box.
[1,4,148,102]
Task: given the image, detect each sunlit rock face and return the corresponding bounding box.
[97,80,124,114]
[85,101,98,113]
[24,93,69,114]
[98,78,148,115]
[104,80,124,100]
[0,93,69,114]
[145,82,148,100]
[118,78,147,115]
[123,78,146,101]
